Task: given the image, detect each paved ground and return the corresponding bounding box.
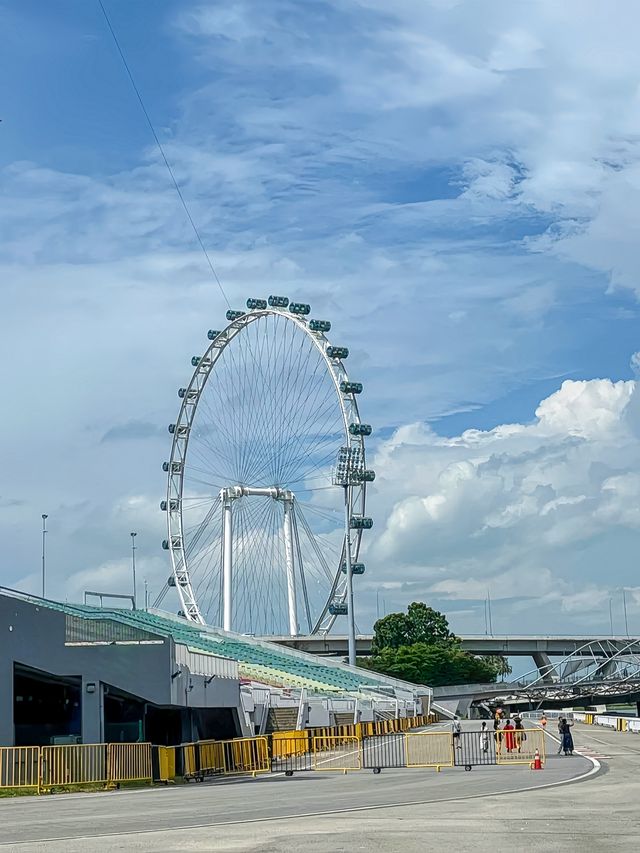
[1,724,638,851]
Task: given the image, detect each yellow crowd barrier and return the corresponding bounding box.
[41,744,107,789]
[223,736,270,775]
[272,730,309,759]
[405,732,453,768]
[496,728,546,765]
[312,736,361,772]
[155,746,176,782]
[0,746,40,792]
[107,742,152,784]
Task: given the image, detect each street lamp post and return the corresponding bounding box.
[130,532,137,610]
[41,514,48,598]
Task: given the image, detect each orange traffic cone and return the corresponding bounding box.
[531,749,543,770]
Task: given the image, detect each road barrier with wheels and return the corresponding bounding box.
[406,732,454,769]
[312,736,361,772]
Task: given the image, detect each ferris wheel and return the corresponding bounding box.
[158,296,374,636]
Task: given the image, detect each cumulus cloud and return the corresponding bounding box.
[366,377,640,632]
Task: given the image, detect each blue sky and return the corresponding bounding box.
[2,0,640,636]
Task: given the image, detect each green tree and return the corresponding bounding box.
[360,643,503,687]
[363,601,507,686]
[372,602,455,653]
[484,655,512,678]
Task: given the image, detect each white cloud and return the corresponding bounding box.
[367,376,640,632]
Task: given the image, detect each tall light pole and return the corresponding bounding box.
[130,532,137,610]
[41,514,48,598]
[333,445,373,667]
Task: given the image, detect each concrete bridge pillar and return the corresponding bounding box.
[532,652,555,684]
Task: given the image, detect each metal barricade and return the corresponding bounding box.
[271,735,314,775]
[312,736,360,772]
[453,731,495,770]
[406,732,454,768]
[153,746,176,783]
[107,742,152,784]
[41,744,107,789]
[496,728,545,766]
[0,746,40,792]
[222,737,270,776]
[362,732,406,771]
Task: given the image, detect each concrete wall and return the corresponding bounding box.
[0,595,242,745]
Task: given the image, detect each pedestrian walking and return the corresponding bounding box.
[540,714,547,730]
[452,716,462,748]
[514,715,526,752]
[503,719,516,753]
[480,721,490,753]
[493,714,502,750]
[559,718,575,756]
[557,716,568,754]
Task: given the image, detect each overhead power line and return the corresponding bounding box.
[97,0,230,307]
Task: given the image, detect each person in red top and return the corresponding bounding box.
[503,719,516,753]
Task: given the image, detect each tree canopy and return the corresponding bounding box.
[362,601,509,687]
[371,602,455,652]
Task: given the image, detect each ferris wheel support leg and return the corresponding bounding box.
[344,485,356,667]
[222,494,234,632]
[283,498,298,636]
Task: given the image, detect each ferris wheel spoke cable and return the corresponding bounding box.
[275,394,342,487]
[230,498,268,626]
[283,443,345,490]
[243,381,337,489]
[292,505,313,633]
[231,326,268,484]
[271,334,312,484]
[267,317,300,484]
[294,502,338,584]
[270,368,336,487]
[274,339,328,486]
[239,323,277,484]
[190,393,239,477]
[241,500,277,628]
[197,361,243,483]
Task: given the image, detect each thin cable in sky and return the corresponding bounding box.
[97,0,231,307]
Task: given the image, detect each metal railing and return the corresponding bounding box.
[41,744,107,789]
[2,714,548,794]
[0,746,40,791]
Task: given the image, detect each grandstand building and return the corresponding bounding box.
[0,588,431,747]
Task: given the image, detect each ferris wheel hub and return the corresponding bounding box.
[220,485,295,502]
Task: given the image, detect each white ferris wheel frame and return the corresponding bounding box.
[163,305,368,634]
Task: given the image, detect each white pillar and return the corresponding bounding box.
[283,498,298,636]
[344,485,356,667]
[222,493,233,631]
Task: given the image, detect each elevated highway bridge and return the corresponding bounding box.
[269,633,640,659]
[270,634,640,707]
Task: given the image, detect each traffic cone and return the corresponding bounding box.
[531,749,543,770]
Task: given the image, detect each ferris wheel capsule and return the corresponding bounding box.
[268,295,289,307]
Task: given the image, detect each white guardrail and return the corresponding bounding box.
[523,709,640,733]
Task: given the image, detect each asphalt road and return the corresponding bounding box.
[0,727,605,851]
